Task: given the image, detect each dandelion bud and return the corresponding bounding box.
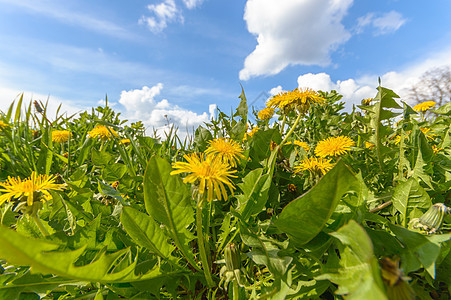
[412,203,449,234]
[224,243,241,272]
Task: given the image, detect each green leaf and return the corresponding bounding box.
[121,206,174,258]
[0,226,164,283]
[92,149,114,166]
[391,178,431,227]
[249,129,281,162]
[236,168,271,221]
[432,101,451,115]
[389,224,451,278]
[234,85,248,120]
[317,220,387,300]
[193,125,212,152]
[275,160,357,245]
[143,156,198,270]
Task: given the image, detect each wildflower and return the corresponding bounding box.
[88,125,119,141]
[365,142,375,149]
[270,141,278,151]
[287,184,297,193]
[409,203,450,234]
[52,130,71,143]
[361,98,373,105]
[205,138,244,167]
[286,140,310,152]
[394,133,409,145]
[419,127,436,140]
[120,138,131,145]
[0,171,66,207]
[170,153,237,202]
[266,88,325,113]
[111,181,119,189]
[314,136,355,157]
[63,152,69,158]
[0,120,8,130]
[294,157,334,175]
[243,126,259,141]
[413,101,436,112]
[257,107,275,120]
[432,145,442,154]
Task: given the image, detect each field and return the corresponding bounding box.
[0,85,450,299]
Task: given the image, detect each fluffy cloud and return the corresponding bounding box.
[119,84,216,140]
[356,11,406,35]
[295,47,451,111]
[239,0,353,80]
[140,0,183,33]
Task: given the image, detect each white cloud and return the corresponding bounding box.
[295,47,451,111]
[140,0,183,33]
[0,0,135,40]
[182,0,204,9]
[119,84,216,140]
[239,0,353,80]
[356,11,406,35]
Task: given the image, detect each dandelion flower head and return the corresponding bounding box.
[315,136,355,157]
[88,125,119,141]
[243,126,259,141]
[0,120,8,130]
[257,107,275,120]
[413,101,436,112]
[170,153,237,202]
[294,157,334,175]
[120,138,131,145]
[0,171,66,206]
[205,138,244,167]
[265,88,325,113]
[361,98,373,105]
[52,130,71,143]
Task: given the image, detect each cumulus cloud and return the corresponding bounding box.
[295,47,451,111]
[119,84,216,140]
[356,11,406,35]
[239,0,353,80]
[140,0,183,33]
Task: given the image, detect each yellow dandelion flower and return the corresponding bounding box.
[266,88,325,113]
[205,138,244,167]
[170,153,237,202]
[111,181,119,189]
[287,184,297,193]
[291,140,310,152]
[120,138,131,145]
[52,130,71,143]
[315,136,355,157]
[0,120,8,130]
[413,101,436,112]
[294,157,334,175]
[257,107,275,120]
[432,145,443,154]
[88,125,119,141]
[419,127,436,140]
[243,126,259,141]
[365,142,375,149]
[361,98,373,105]
[394,134,409,145]
[0,171,66,207]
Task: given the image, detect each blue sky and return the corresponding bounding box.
[0,0,450,137]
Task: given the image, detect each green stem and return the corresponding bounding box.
[233,281,239,300]
[280,111,303,147]
[280,114,286,133]
[196,195,215,288]
[32,214,49,237]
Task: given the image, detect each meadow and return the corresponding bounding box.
[0,84,450,299]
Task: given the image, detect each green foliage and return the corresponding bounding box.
[0,85,450,298]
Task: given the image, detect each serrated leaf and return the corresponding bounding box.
[236,168,271,221]
[143,156,198,271]
[391,178,432,226]
[0,226,164,283]
[121,206,174,258]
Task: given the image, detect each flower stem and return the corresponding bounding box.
[233,281,239,300]
[280,111,303,147]
[32,213,50,237]
[196,195,215,288]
